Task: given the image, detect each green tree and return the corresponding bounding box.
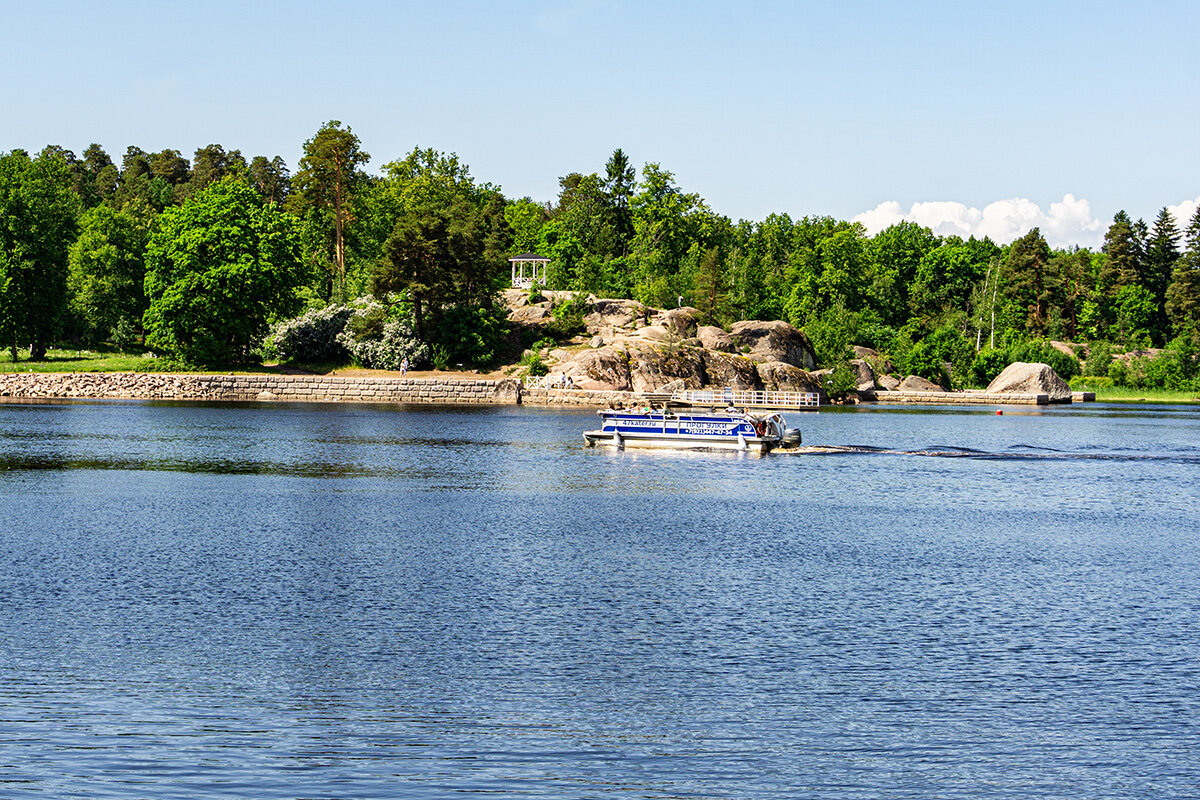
[865,221,939,326]
[1144,207,1180,343]
[692,245,729,323]
[1100,210,1144,290]
[1166,206,1200,335]
[503,198,547,256]
[604,147,635,250]
[544,172,621,292]
[0,149,81,359]
[370,148,509,340]
[627,163,707,307]
[1004,227,1054,336]
[143,179,304,364]
[908,238,996,319]
[80,144,118,207]
[1113,283,1155,347]
[114,146,153,208]
[249,156,291,205]
[150,149,191,186]
[68,202,152,343]
[292,121,370,300]
[189,144,247,192]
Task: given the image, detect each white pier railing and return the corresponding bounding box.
[671,388,820,409]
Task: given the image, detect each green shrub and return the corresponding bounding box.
[521,351,549,376]
[822,362,859,401]
[544,292,590,339]
[970,348,1009,386]
[1009,340,1080,380]
[431,304,510,367]
[1083,341,1115,376]
[1070,375,1113,389]
[429,343,450,371]
[905,339,951,388]
[1140,335,1200,390]
[856,321,898,353]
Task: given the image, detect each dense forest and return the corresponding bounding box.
[2,121,1199,390]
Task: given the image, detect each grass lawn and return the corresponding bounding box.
[0,348,502,380]
[0,346,162,373]
[1088,386,1200,404]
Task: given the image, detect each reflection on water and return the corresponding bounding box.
[2,400,1200,798]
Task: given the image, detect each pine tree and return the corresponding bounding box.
[1101,210,1144,290]
[1004,227,1054,336]
[1165,206,1200,336]
[1144,207,1180,344]
[292,121,370,301]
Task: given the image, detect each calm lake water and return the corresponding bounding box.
[2,399,1199,799]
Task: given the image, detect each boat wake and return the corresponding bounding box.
[784,444,1200,464]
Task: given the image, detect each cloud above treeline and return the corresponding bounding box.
[853,194,1200,250]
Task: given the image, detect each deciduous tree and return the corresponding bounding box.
[143,179,304,364]
[68,201,152,343]
[0,149,81,359]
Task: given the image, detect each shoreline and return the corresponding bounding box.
[0,370,1121,408]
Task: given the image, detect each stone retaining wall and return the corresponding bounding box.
[0,372,523,405]
[519,387,632,407]
[859,389,1053,405]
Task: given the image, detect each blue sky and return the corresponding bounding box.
[5,1,1198,247]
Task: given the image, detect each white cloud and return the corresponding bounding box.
[853,194,1105,249]
[1166,195,1200,234]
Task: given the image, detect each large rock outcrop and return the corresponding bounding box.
[729,320,818,370]
[548,343,824,394]
[583,299,649,336]
[696,325,736,352]
[652,307,702,338]
[986,362,1071,401]
[509,294,826,395]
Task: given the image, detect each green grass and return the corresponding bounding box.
[0,346,352,376]
[0,346,162,373]
[1089,386,1200,404]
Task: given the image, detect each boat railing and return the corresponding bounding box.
[670,388,820,409]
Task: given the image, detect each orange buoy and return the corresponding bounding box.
[996,409,1003,415]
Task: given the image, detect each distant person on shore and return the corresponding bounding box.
[400,357,409,377]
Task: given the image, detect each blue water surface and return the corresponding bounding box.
[1,400,1199,799]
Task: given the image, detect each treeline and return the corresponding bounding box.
[2,122,1199,388]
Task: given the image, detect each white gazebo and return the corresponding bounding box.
[509,253,549,289]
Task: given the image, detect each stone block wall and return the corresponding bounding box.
[859,389,1052,405]
[0,372,524,405]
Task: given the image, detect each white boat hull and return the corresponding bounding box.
[583,429,777,453]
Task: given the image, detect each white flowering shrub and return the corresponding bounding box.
[335,295,430,370]
[270,304,354,364]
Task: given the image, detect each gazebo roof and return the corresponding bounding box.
[509,252,549,261]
